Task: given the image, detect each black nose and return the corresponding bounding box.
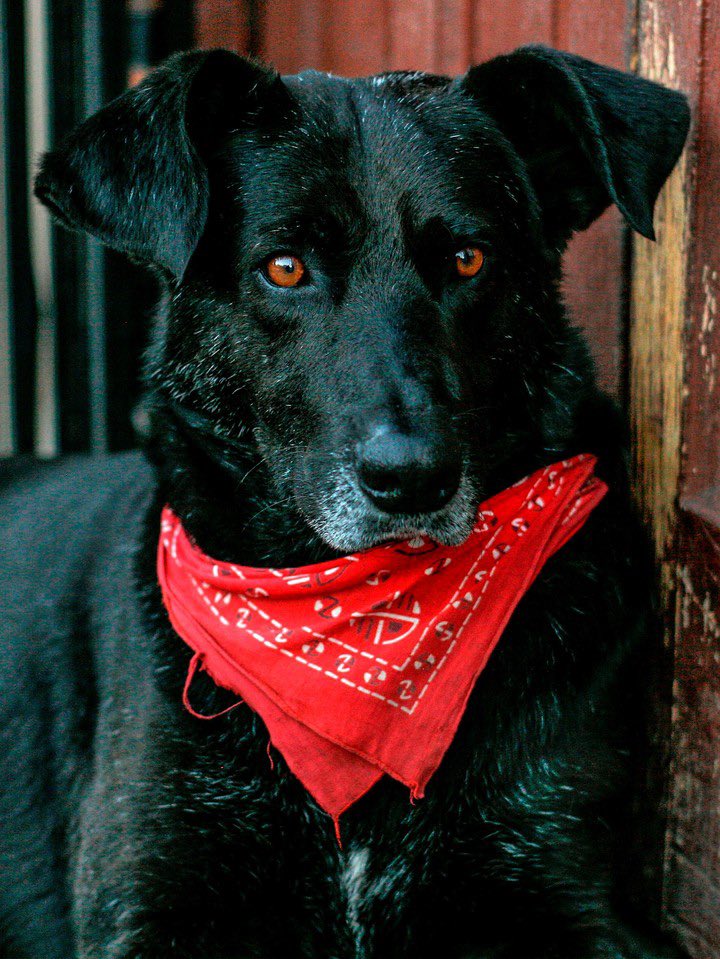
[355,427,462,514]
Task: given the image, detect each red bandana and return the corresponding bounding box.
[158,455,606,832]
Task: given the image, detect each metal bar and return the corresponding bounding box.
[0,0,15,455]
[5,0,37,453]
[25,0,59,456]
[82,0,107,453]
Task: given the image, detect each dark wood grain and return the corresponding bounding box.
[662,0,720,949]
[665,515,720,957]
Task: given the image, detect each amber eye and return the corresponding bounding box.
[264,254,306,288]
[454,246,485,278]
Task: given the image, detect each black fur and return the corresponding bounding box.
[1,46,690,958]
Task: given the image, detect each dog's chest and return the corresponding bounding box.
[341,845,371,950]
[339,843,411,957]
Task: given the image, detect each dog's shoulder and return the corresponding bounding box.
[0,451,154,563]
[0,451,156,669]
[0,452,156,956]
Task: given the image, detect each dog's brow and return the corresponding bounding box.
[242,168,366,255]
[247,222,305,256]
[400,198,495,247]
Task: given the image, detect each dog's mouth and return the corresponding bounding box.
[297,462,479,554]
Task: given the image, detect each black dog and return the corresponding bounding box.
[0,46,689,958]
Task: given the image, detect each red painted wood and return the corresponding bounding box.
[681,488,720,531]
[665,516,720,957]
[260,0,307,73]
[194,0,249,54]
[679,0,720,507]
[563,211,624,396]
[555,0,626,54]
[555,0,628,396]
[292,0,327,69]
[324,0,388,75]
[470,0,553,62]
[434,0,473,74]
[663,0,720,951]
[387,0,437,72]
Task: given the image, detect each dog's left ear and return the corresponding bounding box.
[458,45,690,243]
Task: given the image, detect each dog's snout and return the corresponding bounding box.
[355,427,461,514]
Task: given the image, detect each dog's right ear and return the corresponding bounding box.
[35,50,292,280]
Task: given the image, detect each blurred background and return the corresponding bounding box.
[1,1,718,955]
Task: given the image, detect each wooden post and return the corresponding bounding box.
[631,1,720,954]
[630,2,697,575]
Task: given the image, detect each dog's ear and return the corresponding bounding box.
[35,50,292,279]
[458,45,690,243]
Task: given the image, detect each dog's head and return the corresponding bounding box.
[36,48,689,556]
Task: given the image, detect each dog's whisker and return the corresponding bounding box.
[236,458,266,487]
[242,494,297,531]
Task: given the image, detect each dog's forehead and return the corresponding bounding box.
[238,69,518,228]
[281,69,436,161]
[281,68,489,156]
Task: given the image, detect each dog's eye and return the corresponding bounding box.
[454,246,485,279]
[264,254,306,288]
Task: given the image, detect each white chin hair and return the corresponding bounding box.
[305,464,478,552]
